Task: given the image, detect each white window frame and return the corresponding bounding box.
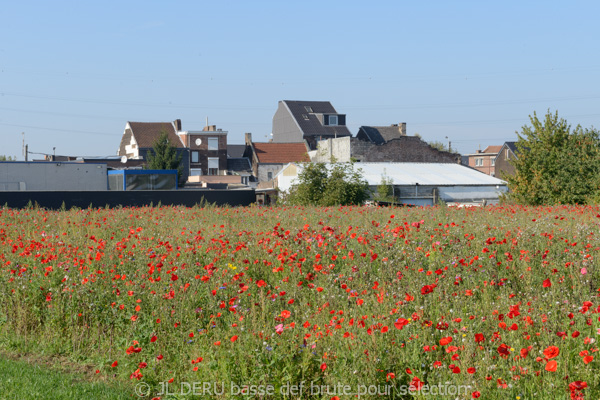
[475,158,483,167]
[208,138,219,151]
[491,158,495,166]
[191,151,199,163]
[328,115,338,126]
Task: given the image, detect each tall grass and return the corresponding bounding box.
[0,204,598,399]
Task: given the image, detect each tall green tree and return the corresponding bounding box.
[145,130,184,183]
[505,110,600,205]
[283,162,370,206]
[373,170,395,204]
[0,155,16,161]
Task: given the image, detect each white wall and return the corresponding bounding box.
[0,162,107,191]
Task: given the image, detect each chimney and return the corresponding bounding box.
[399,122,406,136]
[173,119,182,131]
[245,132,253,145]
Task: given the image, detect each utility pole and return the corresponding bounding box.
[445,136,451,152]
[25,144,28,162]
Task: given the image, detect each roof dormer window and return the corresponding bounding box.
[328,115,338,126]
[304,106,313,112]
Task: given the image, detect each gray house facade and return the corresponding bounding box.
[271,100,352,150]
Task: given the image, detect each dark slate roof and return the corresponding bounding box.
[505,141,518,154]
[283,100,351,137]
[358,126,406,145]
[253,142,310,164]
[227,144,246,158]
[128,122,184,149]
[227,157,252,173]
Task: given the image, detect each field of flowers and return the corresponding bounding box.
[0,204,598,399]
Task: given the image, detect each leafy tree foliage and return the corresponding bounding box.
[373,172,395,204]
[506,110,600,205]
[0,155,16,161]
[283,162,370,206]
[145,130,184,183]
[427,140,449,152]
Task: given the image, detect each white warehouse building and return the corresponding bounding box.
[275,162,508,206]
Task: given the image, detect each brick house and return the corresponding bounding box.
[494,142,522,179]
[465,145,502,176]
[118,120,190,181]
[244,133,310,185]
[178,125,228,177]
[118,120,244,185]
[271,100,352,150]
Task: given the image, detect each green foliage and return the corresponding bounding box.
[506,110,600,205]
[0,356,130,399]
[373,171,395,203]
[427,140,449,152]
[145,130,184,184]
[284,162,370,206]
[0,155,16,161]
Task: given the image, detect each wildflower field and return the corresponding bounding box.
[0,204,598,399]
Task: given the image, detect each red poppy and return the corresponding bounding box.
[394,318,409,330]
[545,360,557,372]
[497,344,510,356]
[568,381,588,391]
[474,333,485,343]
[409,376,425,391]
[439,336,452,346]
[421,285,435,295]
[542,278,551,288]
[543,346,559,359]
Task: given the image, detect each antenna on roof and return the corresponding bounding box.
[206,116,208,127]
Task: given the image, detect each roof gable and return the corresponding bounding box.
[282,100,351,137]
[358,125,405,144]
[128,122,184,149]
[253,142,310,164]
[482,145,502,154]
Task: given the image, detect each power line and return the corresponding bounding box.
[3,91,600,112]
[0,122,116,137]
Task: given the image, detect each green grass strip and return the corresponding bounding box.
[0,356,131,400]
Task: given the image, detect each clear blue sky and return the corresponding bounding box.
[1,1,599,159]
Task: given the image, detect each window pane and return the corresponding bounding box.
[208,158,219,168]
[208,138,218,150]
[191,151,199,163]
[329,115,338,126]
